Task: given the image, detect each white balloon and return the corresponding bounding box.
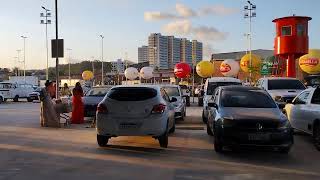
[125,67,139,80]
[140,67,153,79]
[220,59,240,77]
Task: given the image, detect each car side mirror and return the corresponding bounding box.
[208,102,218,109]
[285,99,292,104]
[277,103,285,109]
[170,97,177,103]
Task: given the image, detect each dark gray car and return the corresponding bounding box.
[207,86,293,153]
[82,86,112,117]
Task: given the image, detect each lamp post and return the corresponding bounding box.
[66,48,72,85]
[91,56,95,86]
[16,50,21,76]
[40,6,51,80]
[99,35,104,85]
[13,57,18,76]
[21,36,27,83]
[244,1,256,85]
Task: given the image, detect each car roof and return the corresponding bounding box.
[259,77,300,80]
[111,84,161,90]
[160,84,179,88]
[219,85,262,91]
[206,77,241,83]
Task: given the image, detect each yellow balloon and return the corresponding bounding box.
[240,54,262,73]
[299,49,320,74]
[196,61,215,78]
[82,70,94,81]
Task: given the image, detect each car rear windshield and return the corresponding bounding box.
[268,79,305,90]
[163,87,180,97]
[107,87,157,101]
[86,88,109,96]
[207,82,241,95]
[221,90,277,108]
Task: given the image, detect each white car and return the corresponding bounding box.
[284,87,320,150]
[0,82,35,102]
[202,77,242,124]
[256,77,306,105]
[96,85,176,148]
[161,84,187,120]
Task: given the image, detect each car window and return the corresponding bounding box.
[213,89,219,103]
[207,82,242,95]
[294,91,309,104]
[268,79,305,90]
[163,87,180,97]
[86,88,109,96]
[160,88,170,102]
[108,87,157,101]
[311,88,320,105]
[221,90,277,108]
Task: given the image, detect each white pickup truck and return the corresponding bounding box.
[284,86,320,150]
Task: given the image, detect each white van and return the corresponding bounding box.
[0,82,35,102]
[202,77,242,123]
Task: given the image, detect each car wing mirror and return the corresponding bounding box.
[170,97,177,103]
[285,99,292,104]
[208,102,218,109]
[277,103,285,109]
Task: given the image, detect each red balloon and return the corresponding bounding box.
[174,63,191,78]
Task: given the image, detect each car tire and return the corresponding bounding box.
[13,95,19,102]
[97,134,109,147]
[169,121,175,134]
[202,110,207,124]
[207,121,213,136]
[198,97,203,107]
[0,97,3,104]
[159,123,169,148]
[27,97,33,102]
[214,122,223,153]
[184,108,187,117]
[313,121,320,151]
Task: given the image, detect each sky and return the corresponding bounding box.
[0,0,319,70]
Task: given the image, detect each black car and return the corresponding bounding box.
[27,87,42,102]
[82,86,112,117]
[207,86,293,153]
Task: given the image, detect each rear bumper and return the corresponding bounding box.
[96,113,167,137]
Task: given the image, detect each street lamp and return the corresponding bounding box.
[244,0,256,85]
[13,57,18,76]
[40,6,51,80]
[66,48,72,85]
[16,50,21,76]
[91,56,95,86]
[100,35,104,85]
[21,36,27,83]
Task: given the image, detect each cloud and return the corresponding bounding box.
[144,11,177,21]
[163,20,227,41]
[200,5,239,16]
[203,44,216,59]
[175,3,197,18]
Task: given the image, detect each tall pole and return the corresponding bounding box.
[41,7,51,80]
[91,56,95,86]
[66,48,72,85]
[100,35,104,85]
[16,50,21,76]
[55,0,59,99]
[21,36,27,83]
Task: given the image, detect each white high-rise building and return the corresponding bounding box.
[138,46,149,63]
[148,33,168,70]
[192,40,203,65]
[111,59,125,74]
[168,36,181,69]
[180,38,193,67]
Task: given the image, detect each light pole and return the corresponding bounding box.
[91,56,95,86]
[244,1,256,85]
[16,50,21,76]
[21,36,27,83]
[100,35,104,85]
[66,48,72,85]
[40,6,51,80]
[13,57,18,76]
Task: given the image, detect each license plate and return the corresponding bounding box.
[248,133,270,141]
[119,123,139,129]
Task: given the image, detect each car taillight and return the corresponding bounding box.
[151,104,166,114]
[97,104,108,113]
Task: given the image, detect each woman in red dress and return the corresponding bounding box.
[71,82,84,124]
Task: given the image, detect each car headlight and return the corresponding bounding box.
[221,117,234,128]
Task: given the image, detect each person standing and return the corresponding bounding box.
[61,83,72,97]
[71,82,84,124]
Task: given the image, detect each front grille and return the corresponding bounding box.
[234,120,279,130]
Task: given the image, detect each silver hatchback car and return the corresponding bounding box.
[96,85,176,148]
[162,85,186,120]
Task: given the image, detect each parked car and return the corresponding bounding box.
[196,85,204,106]
[256,77,306,106]
[202,77,242,124]
[207,86,293,153]
[283,86,320,150]
[27,87,42,102]
[304,75,320,88]
[162,84,186,120]
[82,86,112,118]
[96,85,176,148]
[0,82,35,102]
[179,85,190,106]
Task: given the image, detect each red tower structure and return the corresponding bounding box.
[272,15,311,77]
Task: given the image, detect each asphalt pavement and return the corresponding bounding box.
[0,101,319,180]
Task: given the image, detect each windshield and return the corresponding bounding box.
[221,90,277,108]
[207,82,242,95]
[86,88,109,96]
[268,79,306,90]
[163,87,180,97]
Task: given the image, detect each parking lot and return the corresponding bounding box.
[0,101,319,180]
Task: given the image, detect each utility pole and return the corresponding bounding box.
[100,35,104,85]
[21,36,27,83]
[16,50,21,76]
[244,1,256,85]
[55,0,59,98]
[91,56,95,86]
[66,48,72,85]
[41,6,51,80]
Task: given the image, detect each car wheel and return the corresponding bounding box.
[13,95,19,102]
[97,134,109,147]
[0,97,3,104]
[27,97,33,102]
[313,122,320,151]
[214,123,223,153]
[198,97,203,106]
[202,110,207,124]
[184,108,187,117]
[169,121,175,134]
[207,121,213,136]
[159,123,169,148]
